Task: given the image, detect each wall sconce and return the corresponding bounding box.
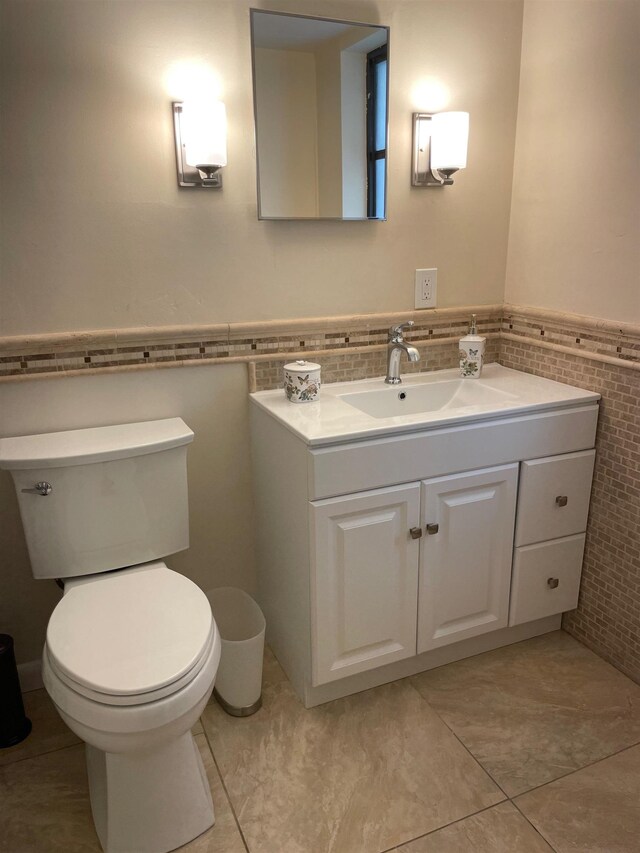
[412,111,469,187]
[173,100,227,188]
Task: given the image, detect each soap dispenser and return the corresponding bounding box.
[459,314,486,378]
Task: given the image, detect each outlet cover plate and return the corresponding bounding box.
[415,268,437,309]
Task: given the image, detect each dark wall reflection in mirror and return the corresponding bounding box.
[250,10,389,221]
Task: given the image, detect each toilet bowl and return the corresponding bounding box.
[0,418,221,853]
[42,562,221,853]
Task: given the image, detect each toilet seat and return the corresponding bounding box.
[45,624,216,706]
[46,561,214,706]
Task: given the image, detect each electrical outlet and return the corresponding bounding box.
[415,268,437,309]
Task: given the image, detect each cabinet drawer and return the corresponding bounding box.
[509,534,586,626]
[515,449,595,546]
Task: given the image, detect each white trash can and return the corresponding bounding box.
[206,587,266,717]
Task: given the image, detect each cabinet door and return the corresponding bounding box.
[418,464,518,653]
[311,484,420,686]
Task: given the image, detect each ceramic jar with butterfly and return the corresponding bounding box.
[283,360,321,403]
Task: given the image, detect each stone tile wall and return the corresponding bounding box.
[500,338,640,683]
[252,337,501,391]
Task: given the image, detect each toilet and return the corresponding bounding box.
[0,418,221,853]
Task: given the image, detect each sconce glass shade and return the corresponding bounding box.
[181,100,227,170]
[430,111,469,172]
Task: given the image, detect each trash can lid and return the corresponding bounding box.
[46,562,212,697]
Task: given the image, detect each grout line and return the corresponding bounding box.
[377,801,509,853]
[0,739,83,768]
[510,799,560,852]
[200,713,252,853]
[408,669,640,803]
[403,678,511,801]
[509,738,640,801]
[403,655,640,852]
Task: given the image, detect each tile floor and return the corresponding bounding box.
[1,631,640,853]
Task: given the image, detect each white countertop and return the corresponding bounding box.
[250,364,601,447]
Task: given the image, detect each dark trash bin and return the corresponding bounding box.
[0,634,32,748]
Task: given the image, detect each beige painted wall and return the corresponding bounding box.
[505,0,640,323]
[0,0,523,336]
[0,0,524,665]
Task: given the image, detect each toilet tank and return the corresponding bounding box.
[0,418,194,579]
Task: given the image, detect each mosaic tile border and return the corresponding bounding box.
[502,305,640,368]
[0,307,501,380]
[0,304,638,381]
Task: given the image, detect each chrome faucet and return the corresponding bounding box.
[385,321,420,384]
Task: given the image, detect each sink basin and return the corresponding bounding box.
[340,378,519,419]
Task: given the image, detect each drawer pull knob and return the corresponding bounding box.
[409,527,423,539]
[547,577,560,589]
[426,523,439,535]
[555,495,568,507]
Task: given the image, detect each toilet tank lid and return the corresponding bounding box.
[0,418,194,470]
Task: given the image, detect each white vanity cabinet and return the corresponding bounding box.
[250,367,600,707]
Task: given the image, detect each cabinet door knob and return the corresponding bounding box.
[547,577,560,589]
[555,495,568,507]
[409,527,423,539]
[426,523,439,535]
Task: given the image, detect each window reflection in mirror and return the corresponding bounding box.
[250,10,389,221]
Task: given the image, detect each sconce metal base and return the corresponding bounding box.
[411,113,456,187]
[173,102,223,188]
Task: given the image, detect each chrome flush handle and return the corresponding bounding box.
[21,481,53,496]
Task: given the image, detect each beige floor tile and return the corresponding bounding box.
[410,631,640,796]
[0,744,98,852]
[0,733,244,853]
[202,649,504,853]
[178,734,247,853]
[516,744,640,853]
[395,802,554,852]
[0,688,81,767]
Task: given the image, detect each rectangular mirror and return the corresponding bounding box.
[250,9,389,221]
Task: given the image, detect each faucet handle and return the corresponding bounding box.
[389,320,414,339]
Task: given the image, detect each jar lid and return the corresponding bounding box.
[284,360,321,372]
